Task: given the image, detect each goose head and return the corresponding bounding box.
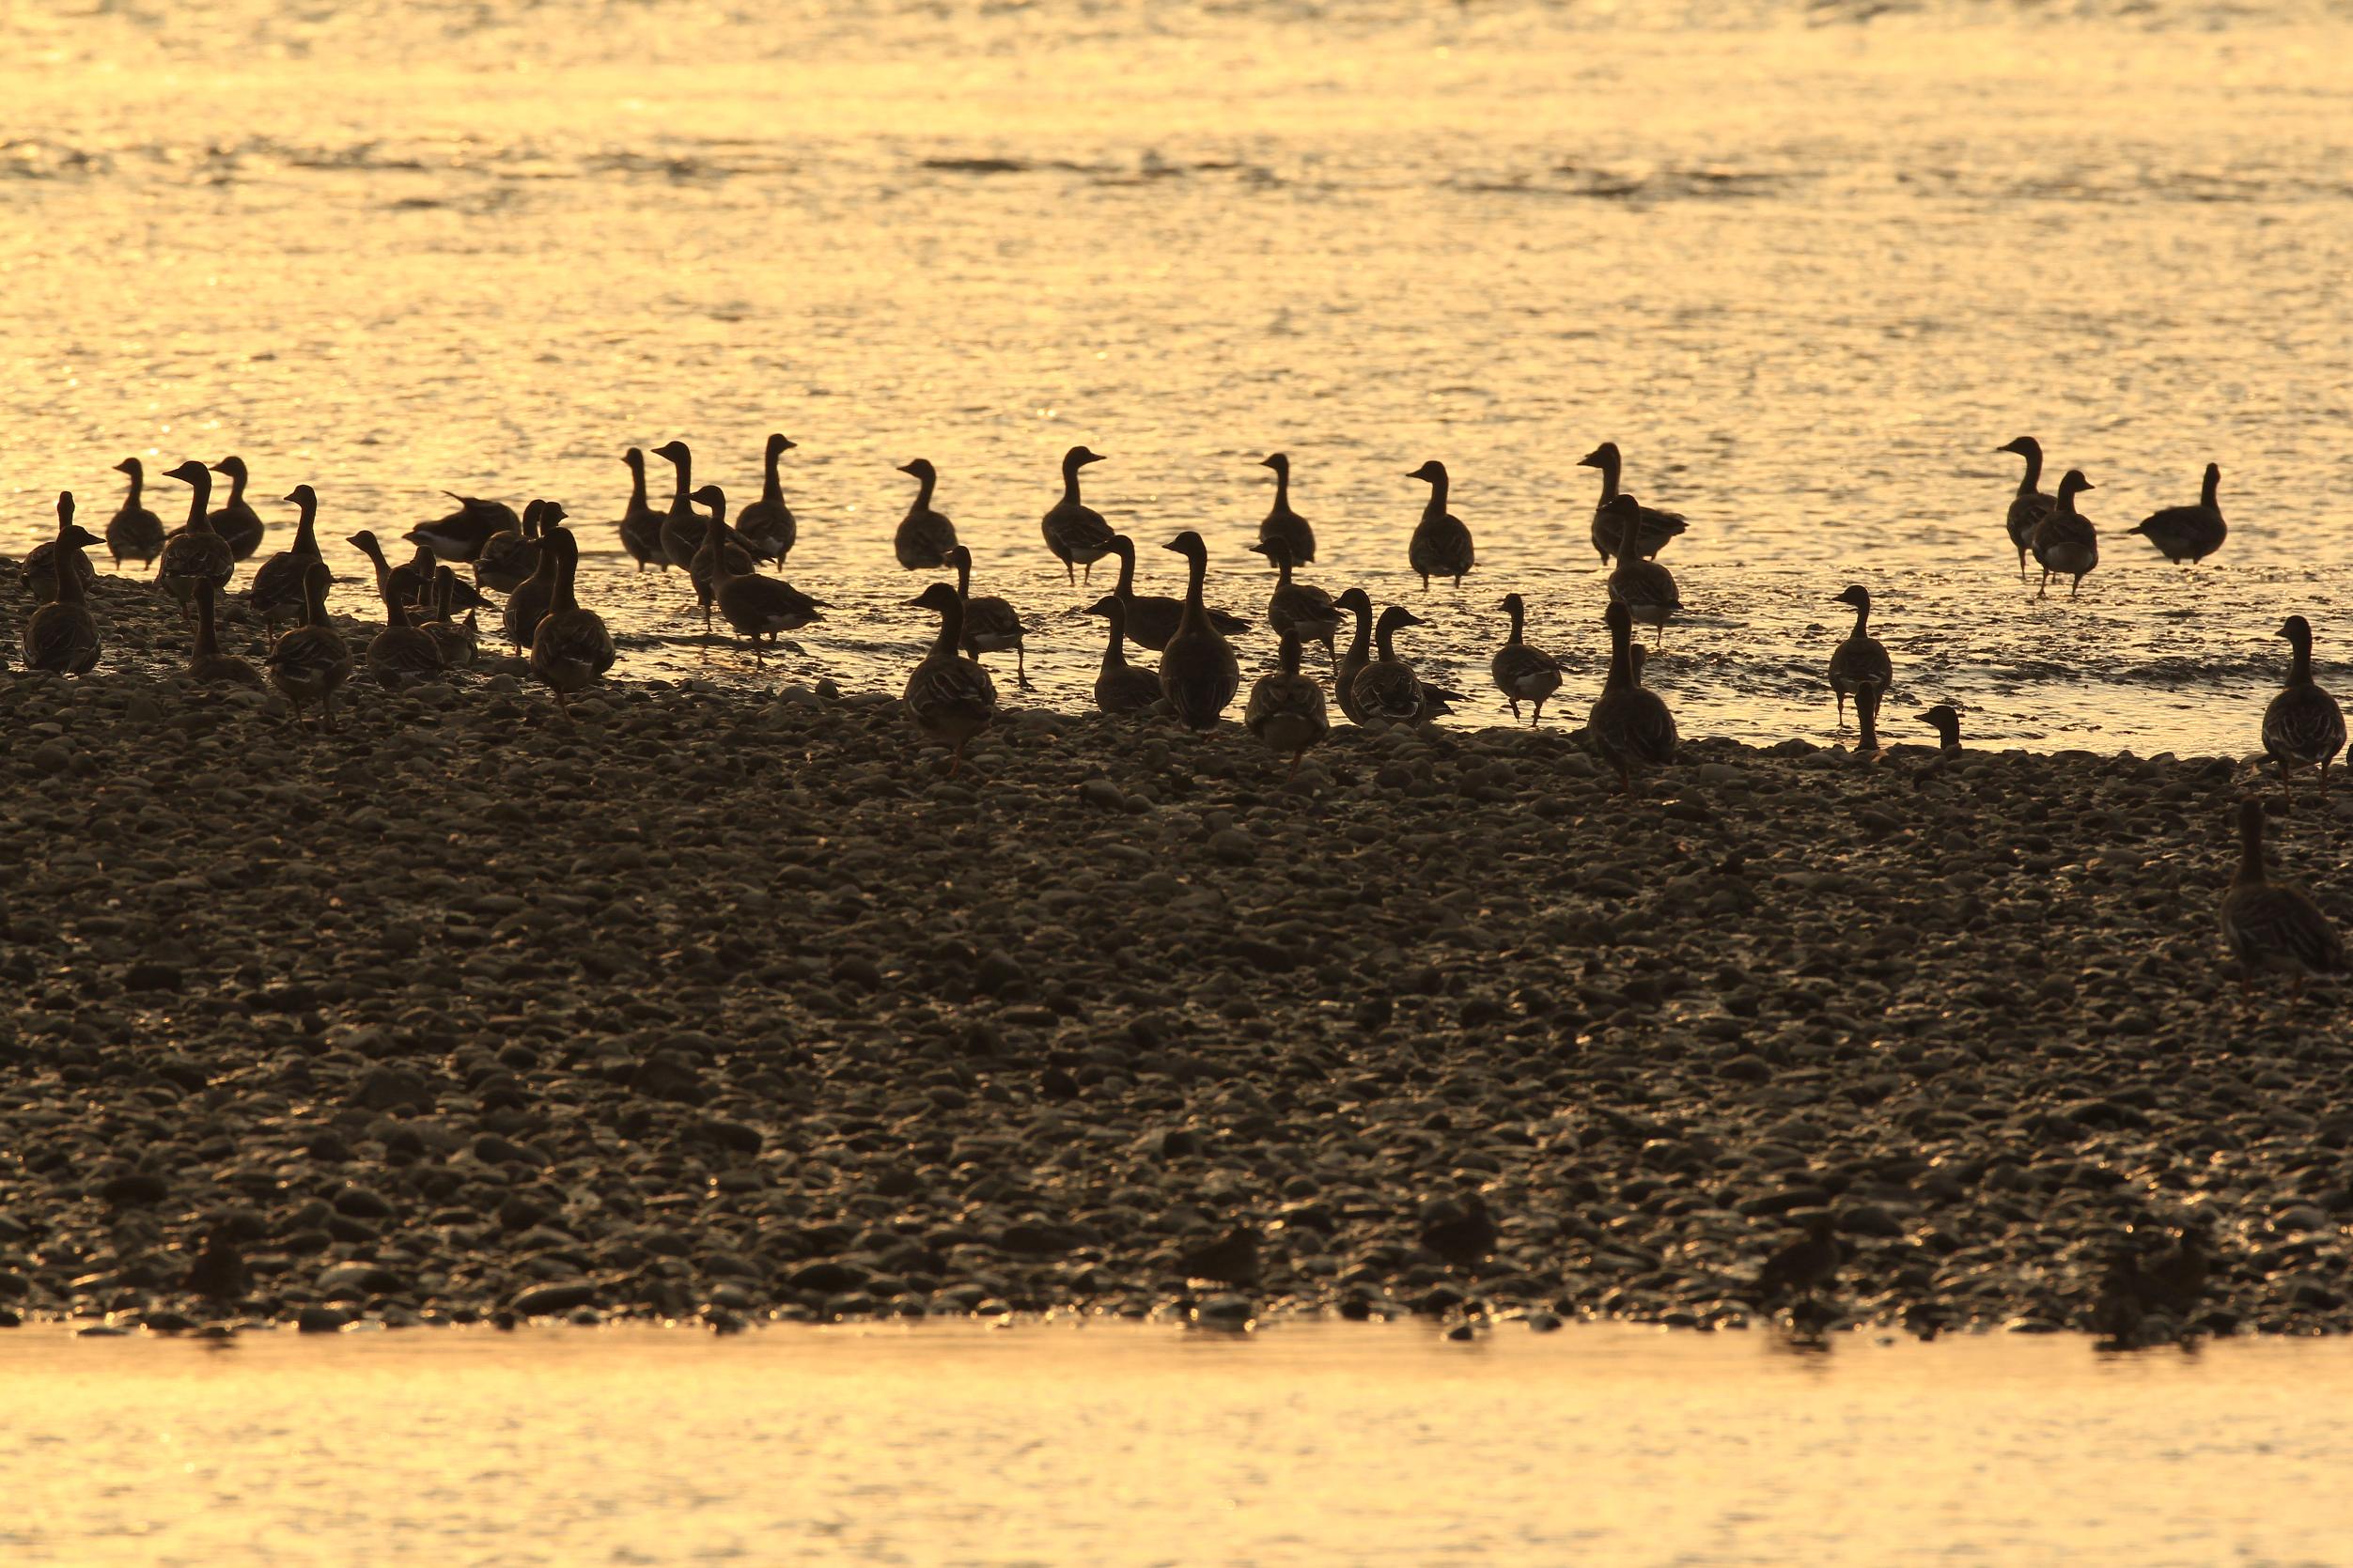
[942,544,974,571]
[1248,538,1293,569]
[114,457,142,478]
[164,459,211,488]
[1917,704,1961,740]
[1599,493,1641,523]
[1603,599,1634,638]
[1577,442,1619,471]
[1081,593,1120,618]
[651,440,691,467]
[1374,606,1426,637]
[1064,444,1107,474]
[54,493,100,549]
[1406,459,1447,486]
[2056,469,2094,500]
[897,458,936,481]
[210,455,248,484]
[908,582,963,616]
[765,432,796,458]
[2279,614,2314,648]
[1995,436,2043,459]
[690,483,726,517]
[622,446,646,472]
[1259,452,1288,475]
[1498,592,1524,616]
[539,501,569,526]
[1333,586,1373,616]
[1161,530,1208,563]
[1833,584,1871,612]
[283,484,318,513]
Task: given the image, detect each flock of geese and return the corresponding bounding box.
[5,432,2344,991]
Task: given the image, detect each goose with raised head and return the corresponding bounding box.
[1919,705,1963,752]
[418,566,478,668]
[1603,494,1681,644]
[207,456,267,560]
[529,526,616,716]
[348,530,403,616]
[1994,436,2053,582]
[2262,615,2345,800]
[1587,600,1677,795]
[474,499,542,595]
[22,493,101,675]
[1351,606,1447,727]
[617,448,666,570]
[1332,586,1376,726]
[502,531,559,653]
[1247,538,1341,669]
[359,538,444,689]
[706,510,822,660]
[651,437,696,567]
[1158,531,1241,731]
[407,490,519,564]
[735,432,798,567]
[266,561,352,732]
[1091,534,1250,651]
[893,458,958,569]
[2221,799,2345,991]
[943,543,1030,688]
[189,579,262,687]
[104,457,164,570]
[1579,442,1687,563]
[249,484,331,635]
[1492,593,1564,726]
[1088,597,1163,716]
[686,484,760,635]
[2129,462,2227,566]
[1827,584,1893,726]
[1405,459,1474,590]
[1256,452,1316,565]
[156,460,235,618]
[2032,470,2099,599]
[1041,445,1116,584]
[21,516,99,604]
[1246,629,1330,780]
[903,580,997,774]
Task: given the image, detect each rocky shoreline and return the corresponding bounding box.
[4,570,2352,1343]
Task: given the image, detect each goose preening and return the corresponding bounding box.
[903,580,998,774]
[474,498,542,595]
[1245,629,1330,780]
[735,432,798,567]
[617,447,666,571]
[22,494,101,675]
[2128,462,2227,566]
[1405,459,1474,590]
[1491,593,1564,725]
[2220,799,2345,993]
[265,560,352,732]
[893,458,958,569]
[406,490,518,564]
[156,459,236,619]
[1041,445,1116,584]
[1158,531,1241,731]
[529,525,616,718]
[1579,442,1687,563]
[2031,469,2097,599]
[686,484,760,635]
[1248,538,1341,670]
[1826,584,1893,727]
[1587,599,1677,794]
[941,543,1029,687]
[1089,597,1163,715]
[189,579,263,688]
[1603,494,1680,644]
[248,484,330,635]
[2261,615,2345,800]
[1090,534,1250,652]
[104,457,164,570]
[1332,586,1376,726]
[207,456,268,561]
[1994,436,2053,582]
[1256,452,1316,566]
[1351,605,1454,727]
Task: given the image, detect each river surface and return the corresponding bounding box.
[4,0,2350,753]
[3,1322,2348,1566]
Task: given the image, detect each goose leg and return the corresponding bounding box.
[1286,749,1304,784]
[1507,697,1520,722]
[1836,691,1847,728]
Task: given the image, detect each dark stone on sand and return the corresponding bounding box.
[99,1172,170,1207]
[123,962,182,993]
[788,1262,867,1294]
[510,1281,599,1316]
[296,1306,347,1334]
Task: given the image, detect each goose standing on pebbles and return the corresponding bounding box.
[1580,442,1687,563]
[419,567,479,668]
[1405,460,1474,591]
[157,460,236,618]
[1851,683,1884,756]
[1042,445,1116,584]
[266,561,352,732]
[2032,470,2098,599]
[893,458,958,569]
[1918,705,1963,752]
[1246,629,1330,780]
[2221,799,2345,992]
[22,494,101,675]
[733,433,798,568]
[1995,436,2053,582]
[357,536,445,689]
[1248,538,1341,670]
[248,485,330,635]
[1256,453,1316,566]
[686,485,759,635]
[2262,615,2345,800]
[617,448,666,571]
[474,499,541,595]
[1158,531,1242,731]
[2129,462,2227,566]
[1827,584,1893,726]
[189,579,262,687]
[530,526,616,717]
[407,491,517,565]
[503,530,560,653]
[21,519,98,605]
[1352,606,1450,727]
[104,458,164,570]
[1603,495,1681,644]
[1588,600,1677,795]
[943,544,1030,689]
[207,456,267,561]
[1088,598,1162,716]
[1092,535,1250,651]
[1492,593,1564,725]
[903,581,997,775]
[1332,586,1376,726]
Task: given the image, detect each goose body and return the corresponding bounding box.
[1249,539,1341,668]
[1602,495,1681,641]
[1995,436,2053,582]
[474,499,543,595]
[529,526,616,713]
[502,522,562,653]
[419,566,479,668]
[266,560,352,731]
[2129,462,2227,566]
[2221,799,2345,987]
[407,491,519,564]
[1158,531,1241,730]
[1245,630,1330,779]
[248,484,331,633]
[1580,442,1688,562]
[944,544,1028,684]
[1350,605,1444,727]
[1041,445,1116,583]
[617,448,667,570]
[1255,452,1316,565]
[709,511,822,658]
[1491,593,1563,725]
[903,581,997,772]
[1333,587,1376,726]
[1405,460,1473,590]
[22,494,101,675]
[20,530,98,604]
[207,456,268,560]
[156,460,236,616]
[1089,597,1163,716]
[2032,470,2098,598]
[734,433,798,567]
[2262,615,2345,800]
[1093,535,1250,651]
[1587,600,1677,794]
[189,578,263,687]
[686,485,760,634]
[893,459,958,569]
[1826,583,1893,726]
[103,458,164,570]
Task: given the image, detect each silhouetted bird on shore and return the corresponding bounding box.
[1754,1212,1841,1302]
[184,1230,249,1305]
[1177,1226,1261,1287]
[1417,1191,1497,1264]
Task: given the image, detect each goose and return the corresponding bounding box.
[360,541,445,689]
[156,460,236,618]
[248,484,331,635]
[1994,436,2053,582]
[705,512,822,660]
[1918,704,1963,752]
[2032,470,2098,598]
[1158,531,1241,730]
[390,541,444,618]
[189,578,262,687]
[348,531,406,617]
[407,491,520,563]
[419,567,479,668]
[1246,538,1341,669]
[529,526,616,716]
[734,432,797,567]
[21,493,101,675]
[1088,597,1163,715]
[1040,445,1116,583]
[20,520,99,605]
[1603,494,1681,644]
[1256,452,1316,565]
[2261,615,2345,800]
[1091,535,1250,651]
[903,580,997,774]
[1350,606,1446,727]
[503,531,559,653]
[1492,592,1564,725]
[103,457,164,570]
[617,448,666,571]
[2129,462,2227,566]
[943,543,1030,687]
[686,484,760,635]
[265,560,353,732]
[1826,584,1893,726]
[474,499,542,595]
[1579,442,1687,562]
[2220,798,2345,992]
[1332,586,1376,726]
[1753,1213,1841,1303]
[1587,599,1677,794]
[207,456,268,560]
[1245,629,1330,780]
[1405,459,1474,590]
[893,458,959,569]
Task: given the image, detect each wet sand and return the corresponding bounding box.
[4,569,2350,1341]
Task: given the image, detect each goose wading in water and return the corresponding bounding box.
[1826,583,1893,727]
[1603,494,1681,644]
[1351,605,1454,728]
[22,493,101,675]
[207,456,268,561]
[1089,534,1250,652]
[1088,597,1163,716]
[189,578,262,688]
[1041,444,1116,584]
[502,528,561,653]
[406,490,518,565]
[266,560,352,732]
[1158,531,1242,731]
[474,498,542,596]
[735,432,798,568]
[701,500,822,660]
[903,580,997,775]
[2220,798,2345,995]
[893,458,958,569]
[686,484,760,636]
[1995,436,2053,582]
[617,447,666,571]
[1248,538,1341,670]
[530,525,616,718]
[943,544,1030,689]
[248,484,331,635]
[2129,462,2227,566]
[654,441,744,570]
[1587,599,1677,795]
[1579,442,1688,563]
[1492,592,1564,726]
[1332,586,1377,726]
[1405,460,1474,590]
[1255,452,1316,565]
[1246,629,1330,781]
[2032,469,2098,599]
[156,460,235,619]
[1850,681,1885,757]
[104,457,164,571]
[2262,614,2345,801]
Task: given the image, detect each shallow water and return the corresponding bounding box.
[5,1322,2350,1565]
[5,2,2350,753]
